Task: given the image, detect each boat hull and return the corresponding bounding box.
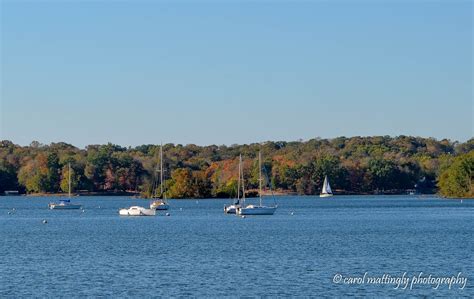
[156,205,169,210]
[151,204,169,211]
[237,206,276,215]
[49,203,82,210]
[150,201,169,210]
[319,193,333,198]
[119,206,156,216]
[224,204,240,214]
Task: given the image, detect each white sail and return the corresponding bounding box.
[321,176,333,195]
[325,178,332,194]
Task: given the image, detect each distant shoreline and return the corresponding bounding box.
[2,191,459,199]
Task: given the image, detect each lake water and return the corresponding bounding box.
[0,195,472,297]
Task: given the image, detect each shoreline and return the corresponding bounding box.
[3,192,467,199]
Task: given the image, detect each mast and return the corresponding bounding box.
[68,162,71,198]
[241,155,245,205]
[259,151,262,206]
[237,154,241,202]
[160,143,163,197]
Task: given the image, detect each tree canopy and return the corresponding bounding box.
[0,137,472,198]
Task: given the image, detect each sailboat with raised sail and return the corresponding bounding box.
[224,154,243,214]
[320,175,333,197]
[236,151,277,216]
[150,144,169,210]
[49,163,82,210]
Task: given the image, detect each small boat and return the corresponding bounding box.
[236,151,277,216]
[319,175,333,198]
[150,200,169,211]
[150,144,170,211]
[49,163,82,210]
[119,206,156,216]
[224,203,239,214]
[49,199,82,210]
[237,204,277,215]
[224,154,243,214]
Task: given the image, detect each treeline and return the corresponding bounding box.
[0,136,473,198]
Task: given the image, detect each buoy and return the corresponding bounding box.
[290,212,294,215]
[241,215,246,219]
[82,209,85,213]
[42,219,48,224]
[180,208,183,211]
[7,212,11,215]
[12,208,15,211]
[165,213,170,216]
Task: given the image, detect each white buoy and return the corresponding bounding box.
[7,212,11,215]
[290,212,294,215]
[42,219,48,224]
[12,208,15,211]
[165,213,170,216]
[241,215,246,219]
[180,208,183,211]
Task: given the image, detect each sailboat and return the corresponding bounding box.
[224,154,243,214]
[236,151,277,216]
[150,144,169,210]
[49,163,82,210]
[319,175,333,198]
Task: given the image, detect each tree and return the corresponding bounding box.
[0,166,19,193]
[167,168,195,198]
[46,152,60,192]
[438,151,473,198]
[17,153,50,193]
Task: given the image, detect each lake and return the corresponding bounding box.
[0,195,472,297]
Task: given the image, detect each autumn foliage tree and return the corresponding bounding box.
[1,136,471,198]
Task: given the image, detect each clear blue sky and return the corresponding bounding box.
[1,1,472,148]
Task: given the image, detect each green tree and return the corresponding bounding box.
[167,168,195,198]
[17,153,50,193]
[438,151,473,198]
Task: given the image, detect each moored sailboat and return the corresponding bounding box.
[150,144,169,210]
[49,163,82,210]
[319,175,333,198]
[236,151,277,216]
[224,154,243,214]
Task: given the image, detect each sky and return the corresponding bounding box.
[1,0,472,148]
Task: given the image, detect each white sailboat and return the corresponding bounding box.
[49,163,82,210]
[224,154,243,214]
[150,144,169,210]
[236,151,277,216]
[319,175,333,198]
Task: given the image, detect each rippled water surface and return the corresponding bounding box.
[0,195,473,297]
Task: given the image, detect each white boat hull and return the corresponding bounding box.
[320,193,333,198]
[119,206,156,216]
[237,205,277,215]
[224,204,240,214]
[49,203,82,210]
